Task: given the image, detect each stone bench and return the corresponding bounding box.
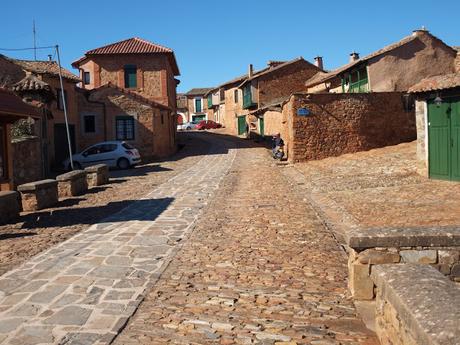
[346,226,460,300]
[84,164,109,187]
[371,264,460,345]
[56,170,88,197]
[0,191,21,224]
[17,179,58,211]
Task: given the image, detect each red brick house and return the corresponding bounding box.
[0,55,81,171]
[72,37,180,158]
[0,88,42,191]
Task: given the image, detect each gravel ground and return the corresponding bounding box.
[0,132,209,276]
[294,141,460,229]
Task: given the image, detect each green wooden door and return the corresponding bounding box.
[259,117,264,137]
[237,115,246,135]
[428,99,460,181]
[450,100,460,181]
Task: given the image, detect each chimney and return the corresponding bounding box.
[349,51,360,62]
[314,56,324,70]
[248,64,253,78]
[412,26,429,37]
[47,54,53,61]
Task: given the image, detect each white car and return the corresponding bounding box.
[63,141,141,170]
[177,121,200,131]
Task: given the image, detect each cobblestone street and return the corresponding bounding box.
[115,134,378,345]
[0,133,377,344]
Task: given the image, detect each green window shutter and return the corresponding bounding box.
[207,95,213,108]
[124,65,137,88]
[195,98,202,112]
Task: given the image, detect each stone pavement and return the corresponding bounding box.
[0,136,236,345]
[114,137,378,344]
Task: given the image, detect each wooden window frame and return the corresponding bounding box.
[115,116,135,141]
[124,65,137,89]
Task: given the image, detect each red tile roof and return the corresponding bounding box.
[1,55,80,82]
[409,73,460,93]
[72,37,180,75]
[0,88,42,119]
[85,37,173,55]
[90,83,172,111]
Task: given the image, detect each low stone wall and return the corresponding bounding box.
[85,164,109,187]
[346,227,460,300]
[12,136,43,188]
[0,191,21,224]
[371,264,459,345]
[17,179,58,211]
[56,170,88,197]
[285,92,416,162]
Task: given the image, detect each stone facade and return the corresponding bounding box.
[414,99,428,176]
[0,191,21,224]
[56,170,88,197]
[12,136,43,188]
[17,179,58,211]
[283,92,416,162]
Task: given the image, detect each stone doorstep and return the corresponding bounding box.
[17,179,58,192]
[371,264,460,345]
[56,170,87,182]
[346,226,460,250]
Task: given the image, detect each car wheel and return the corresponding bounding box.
[117,158,130,170]
[186,126,191,130]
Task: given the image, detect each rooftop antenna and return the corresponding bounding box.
[33,19,37,60]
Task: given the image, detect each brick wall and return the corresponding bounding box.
[258,60,319,107]
[286,92,416,162]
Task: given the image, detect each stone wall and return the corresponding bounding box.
[258,60,319,108]
[286,92,416,162]
[12,136,43,188]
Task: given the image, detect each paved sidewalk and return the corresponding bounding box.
[115,140,378,344]
[0,138,236,344]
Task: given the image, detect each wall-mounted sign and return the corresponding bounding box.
[297,108,311,116]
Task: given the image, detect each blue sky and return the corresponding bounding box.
[1,0,459,93]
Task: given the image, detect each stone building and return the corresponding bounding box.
[0,88,42,191]
[305,29,457,93]
[182,88,214,123]
[206,57,322,136]
[0,54,81,171]
[72,37,180,158]
[409,73,460,181]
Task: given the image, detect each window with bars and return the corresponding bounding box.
[116,116,135,140]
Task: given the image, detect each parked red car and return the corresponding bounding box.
[196,120,222,130]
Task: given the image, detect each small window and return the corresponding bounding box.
[85,145,102,156]
[220,88,225,101]
[100,144,117,153]
[83,71,90,85]
[234,89,239,103]
[122,142,135,149]
[56,89,67,111]
[116,116,135,140]
[124,65,137,88]
[83,115,96,133]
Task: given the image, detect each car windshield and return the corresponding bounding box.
[122,142,135,150]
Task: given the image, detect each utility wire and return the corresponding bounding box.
[0,46,55,51]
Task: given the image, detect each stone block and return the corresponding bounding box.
[357,249,400,264]
[17,179,58,211]
[349,262,374,300]
[400,250,437,264]
[85,164,109,187]
[56,170,88,197]
[451,263,460,278]
[438,250,460,265]
[0,191,21,224]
